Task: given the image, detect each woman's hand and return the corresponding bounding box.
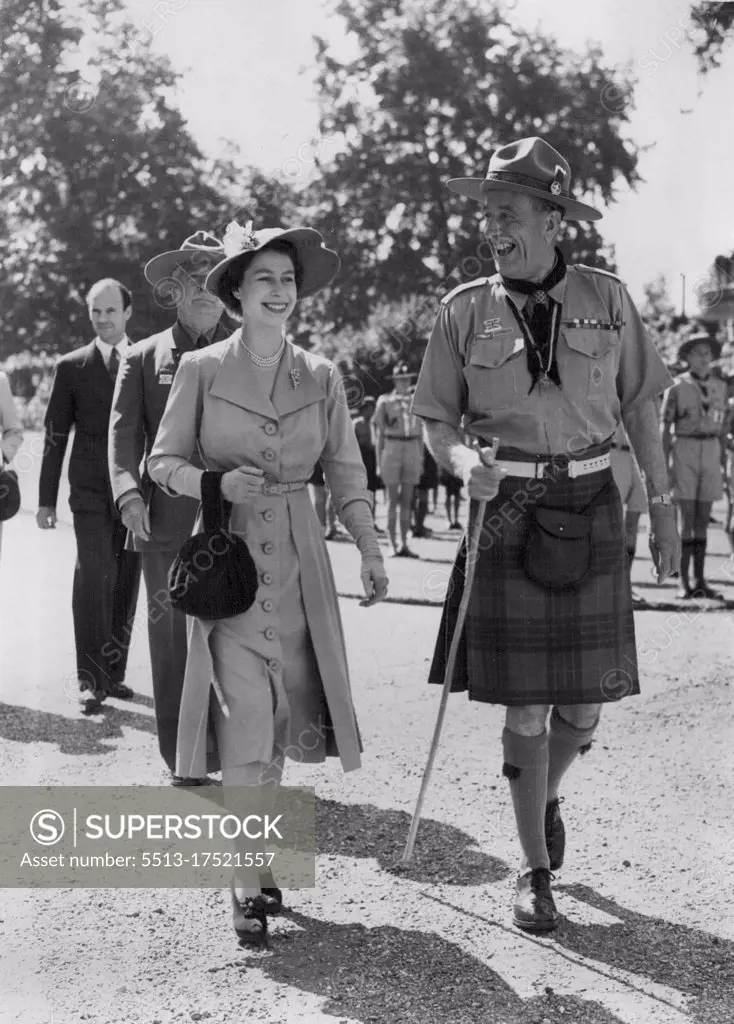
[220,466,265,503]
[359,556,389,607]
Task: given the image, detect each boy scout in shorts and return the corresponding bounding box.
[373,364,424,557]
[610,423,648,606]
[661,333,727,599]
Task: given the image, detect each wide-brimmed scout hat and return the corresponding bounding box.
[391,362,416,380]
[144,231,225,286]
[205,221,340,301]
[678,331,722,363]
[447,137,602,222]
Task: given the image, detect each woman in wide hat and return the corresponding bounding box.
[148,221,388,944]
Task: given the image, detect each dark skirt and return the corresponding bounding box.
[428,460,639,706]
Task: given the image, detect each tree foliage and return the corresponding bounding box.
[307,0,640,338]
[0,0,298,357]
[688,1,734,72]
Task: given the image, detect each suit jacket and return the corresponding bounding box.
[108,317,235,552]
[38,342,119,515]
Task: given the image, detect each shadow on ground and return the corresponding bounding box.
[249,911,627,1024]
[315,796,509,886]
[0,700,156,756]
[552,883,734,1024]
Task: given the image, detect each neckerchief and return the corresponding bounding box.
[500,248,567,393]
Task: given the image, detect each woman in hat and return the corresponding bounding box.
[372,363,424,556]
[148,222,388,943]
[661,332,728,598]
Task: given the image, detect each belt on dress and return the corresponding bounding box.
[496,452,611,479]
[611,443,631,452]
[676,433,720,440]
[385,435,422,441]
[262,480,307,495]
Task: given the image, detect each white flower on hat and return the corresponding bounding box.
[223,220,258,257]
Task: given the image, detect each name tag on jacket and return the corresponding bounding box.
[157,371,174,385]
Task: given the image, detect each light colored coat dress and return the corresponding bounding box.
[148,334,369,779]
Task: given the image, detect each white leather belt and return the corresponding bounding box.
[496,453,610,480]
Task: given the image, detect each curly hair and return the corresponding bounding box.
[216,239,304,315]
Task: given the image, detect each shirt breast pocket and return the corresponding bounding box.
[561,328,620,402]
[465,335,526,410]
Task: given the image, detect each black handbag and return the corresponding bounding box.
[168,471,259,620]
[0,458,20,523]
[524,481,610,591]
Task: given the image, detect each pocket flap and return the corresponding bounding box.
[563,329,618,359]
[533,507,591,539]
[470,335,525,369]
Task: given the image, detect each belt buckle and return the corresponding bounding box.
[566,457,578,479]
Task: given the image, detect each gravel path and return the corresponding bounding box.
[1,437,733,1024]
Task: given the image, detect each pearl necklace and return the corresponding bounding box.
[242,335,285,368]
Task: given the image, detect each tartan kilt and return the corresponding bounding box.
[428,461,639,706]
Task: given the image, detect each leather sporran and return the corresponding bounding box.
[524,481,610,591]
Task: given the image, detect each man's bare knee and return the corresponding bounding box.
[555,703,602,729]
[505,704,550,736]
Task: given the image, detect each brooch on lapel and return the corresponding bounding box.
[289,369,301,389]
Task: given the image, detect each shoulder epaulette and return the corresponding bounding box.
[441,277,491,305]
[575,264,624,284]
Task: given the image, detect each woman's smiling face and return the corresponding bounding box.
[233,250,298,325]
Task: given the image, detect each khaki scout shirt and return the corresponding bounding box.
[661,372,728,437]
[412,265,672,456]
[374,391,422,439]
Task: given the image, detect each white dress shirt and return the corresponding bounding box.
[95,335,129,371]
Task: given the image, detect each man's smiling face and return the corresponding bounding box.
[482,190,561,282]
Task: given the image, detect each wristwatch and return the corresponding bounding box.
[649,493,673,506]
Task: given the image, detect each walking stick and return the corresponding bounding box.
[401,437,500,864]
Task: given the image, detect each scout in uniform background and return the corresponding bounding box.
[373,363,424,557]
[609,422,648,606]
[108,231,237,782]
[412,137,679,932]
[37,279,141,713]
[661,333,727,599]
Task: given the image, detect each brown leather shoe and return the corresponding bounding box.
[545,797,566,871]
[513,868,559,932]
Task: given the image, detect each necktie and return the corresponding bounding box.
[500,247,567,393]
[108,347,120,381]
[195,333,209,350]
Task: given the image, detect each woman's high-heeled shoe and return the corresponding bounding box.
[260,886,283,915]
[231,889,268,945]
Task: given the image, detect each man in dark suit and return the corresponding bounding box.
[37,279,142,714]
[109,232,236,784]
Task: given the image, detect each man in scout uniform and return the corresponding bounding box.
[661,332,727,599]
[373,363,424,557]
[412,137,679,932]
[109,231,237,783]
[609,422,648,607]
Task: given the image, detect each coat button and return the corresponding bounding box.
[267,658,280,672]
[262,599,274,612]
[261,572,273,585]
[264,626,277,641]
[263,422,277,436]
[262,542,275,555]
[263,448,276,462]
[262,509,275,523]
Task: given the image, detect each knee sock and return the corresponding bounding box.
[502,728,550,873]
[546,707,599,803]
[680,540,694,585]
[692,538,707,586]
